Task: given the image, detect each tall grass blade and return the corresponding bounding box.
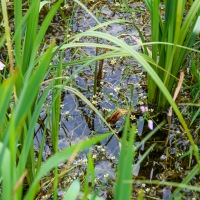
[64,179,81,200]
[144,0,200,110]
[14,0,22,68]
[51,55,62,152]
[114,115,135,200]
[83,153,95,199]
[0,142,12,200]
[12,42,54,131]
[0,76,14,132]
[73,0,100,25]
[16,83,53,199]
[1,0,14,72]
[21,0,40,75]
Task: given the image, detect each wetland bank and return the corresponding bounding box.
[0,0,200,199]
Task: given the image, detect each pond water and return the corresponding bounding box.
[33,1,199,199]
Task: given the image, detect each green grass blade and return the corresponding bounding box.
[0,142,12,200]
[12,42,54,131]
[178,0,200,46]
[0,76,14,130]
[28,0,63,68]
[19,0,63,83]
[64,179,81,200]
[16,84,52,199]
[14,0,22,68]
[51,55,62,152]
[83,153,95,199]
[114,115,136,200]
[190,108,200,126]
[22,0,40,74]
[73,0,100,25]
[17,83,52,174]
[71,30,200,169]
[1,0,14,72]
[169,164,199,199]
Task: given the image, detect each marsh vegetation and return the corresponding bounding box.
[0,0,200,199]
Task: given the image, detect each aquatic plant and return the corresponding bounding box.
[0,0,110,199]
[1,0,200,199]
[144,0,200,111]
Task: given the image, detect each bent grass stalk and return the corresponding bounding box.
[70,30,200,168]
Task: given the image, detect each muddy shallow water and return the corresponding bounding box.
[32,1,200,199]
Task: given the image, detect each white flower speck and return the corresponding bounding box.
[130,115,136,120]
[110,59,116,65]
[0,61,5,70]
[142,183,146,187]
[146,188,150,193]
[65,111,69,115]
[97,145,102,149]
[92,154,97,159]
[111,156,115,160]
[138,101,144,105]
[114,87,120,92]
[104,174,109,178]
[75,38,79,42]
[92,100,97,105]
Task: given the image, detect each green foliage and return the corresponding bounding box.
[83,153,95,199]
[0,142,12,200]
[0,0,110,199]
[1,0,200,199]
[144,0,200,110]
[64,179,81,200]
[114,115,136,200]
[72,29,200,169]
